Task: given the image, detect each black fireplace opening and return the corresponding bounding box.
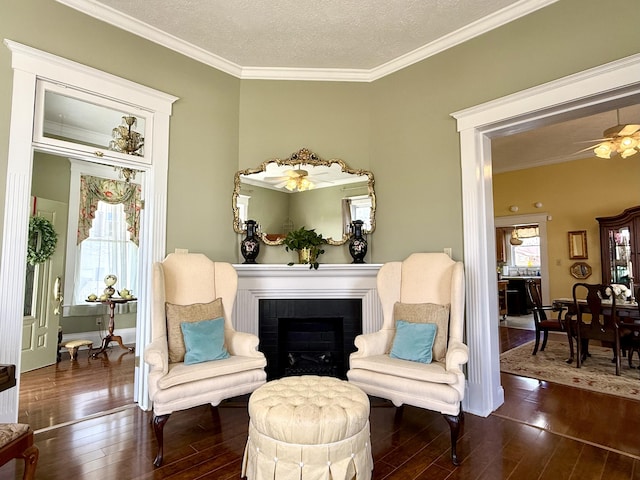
[259,299,362,380]
[280,317,343,377]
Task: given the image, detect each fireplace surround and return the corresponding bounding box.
[233,263,383,377]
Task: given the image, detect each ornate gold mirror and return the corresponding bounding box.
[233,148,375,246]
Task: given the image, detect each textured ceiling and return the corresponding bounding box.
[54,0,638,171]
[491,104,640,173]
[94,0,519,69]
[58,0,556,79]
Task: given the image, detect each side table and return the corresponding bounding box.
[90,297,136,357]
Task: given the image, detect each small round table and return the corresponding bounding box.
[242,375,372,480]
[88,297,136,357]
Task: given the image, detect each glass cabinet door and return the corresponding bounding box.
[598,205,640,288]
[607,226,632,286]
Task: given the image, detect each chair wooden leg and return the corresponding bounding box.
[152,413,170,467]
[576,337,583,368]
[21,444,39,480]
[443,411,463,466]
[532,329,541,355]
[540,330,549,351]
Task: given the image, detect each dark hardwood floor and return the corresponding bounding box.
[2,327,639,479]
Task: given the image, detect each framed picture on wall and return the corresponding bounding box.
[568,230,588,259]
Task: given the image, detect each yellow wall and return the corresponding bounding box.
[493,155,640,300]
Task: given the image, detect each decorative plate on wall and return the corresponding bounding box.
[570,262,592,279]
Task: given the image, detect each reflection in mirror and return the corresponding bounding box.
[37,82,147,158]
[233,148,375,245]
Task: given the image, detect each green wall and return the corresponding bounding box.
[0,0,241,264]
[237,80,372,264]
[2,0,640,273]
[367,0,640,261]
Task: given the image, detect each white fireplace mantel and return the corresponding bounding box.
[233,263,384,336]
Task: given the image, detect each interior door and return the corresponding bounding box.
[21,198,68,373]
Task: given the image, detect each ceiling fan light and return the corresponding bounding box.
[620,148,638,159]
[593,143,613,159]
[285,179,297,191]
[299,178,312,191]
[619,136,638,150]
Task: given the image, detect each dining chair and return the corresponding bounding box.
[525,280,566,355]
[572,283,622,375]
[620,287,640,368]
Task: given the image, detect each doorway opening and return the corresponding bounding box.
[452,53,640,416]
[1,40,176,423]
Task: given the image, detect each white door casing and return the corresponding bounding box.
[452,53,640,417]
[0,40,178,421]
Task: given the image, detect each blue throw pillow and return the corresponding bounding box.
[390,320,437,364]
[180,317,230,365]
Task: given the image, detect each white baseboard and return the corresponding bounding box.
[60,328,136,351]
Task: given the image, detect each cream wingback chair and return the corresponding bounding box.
[347,253,467,465]
[145,253,267,467]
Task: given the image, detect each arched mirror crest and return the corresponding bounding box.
[233,148,375,246]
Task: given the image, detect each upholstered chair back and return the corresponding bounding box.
[152,253,238,342]
[377,252,465,342]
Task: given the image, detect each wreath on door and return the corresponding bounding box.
[27,216,58,265]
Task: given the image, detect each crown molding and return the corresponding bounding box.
[56,0,559,82]
[369,0,559,81]
[55,0,244,78]
[239,66,372,83]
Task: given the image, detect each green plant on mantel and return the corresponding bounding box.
[283,226,325,270]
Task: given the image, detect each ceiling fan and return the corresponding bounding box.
[577,110,640,159]
[263,165,328,191]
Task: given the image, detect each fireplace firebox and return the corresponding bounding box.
[259,299,362,380]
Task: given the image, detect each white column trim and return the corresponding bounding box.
[452,53,640,417]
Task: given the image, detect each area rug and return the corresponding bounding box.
[500,340,640,401]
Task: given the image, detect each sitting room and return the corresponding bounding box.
[0,0,639,479]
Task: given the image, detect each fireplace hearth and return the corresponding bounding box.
[259,299,362,380]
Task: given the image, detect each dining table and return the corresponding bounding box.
[551,297,640,366]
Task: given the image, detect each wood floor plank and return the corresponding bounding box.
[538,436,584,480]
[3,327,639,479]
[601,452,636,480]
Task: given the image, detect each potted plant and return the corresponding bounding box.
[283,226,325,270]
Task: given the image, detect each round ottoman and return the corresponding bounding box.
[242,375,372,480]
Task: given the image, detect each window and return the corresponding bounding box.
[63,160,144,312]
[350,196,372,231]
[237,194,250,225]
[342,195,372,235]
[510,228,541,268]
[72,201,139,303]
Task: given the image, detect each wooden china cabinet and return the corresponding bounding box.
[597,205,640,287]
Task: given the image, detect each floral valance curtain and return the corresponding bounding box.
[77,175,142,246]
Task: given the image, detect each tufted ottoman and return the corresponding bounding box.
[242,375,372,480]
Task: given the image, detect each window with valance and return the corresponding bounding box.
[72,175,141,304]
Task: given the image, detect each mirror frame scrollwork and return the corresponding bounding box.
[233,148,376,246]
